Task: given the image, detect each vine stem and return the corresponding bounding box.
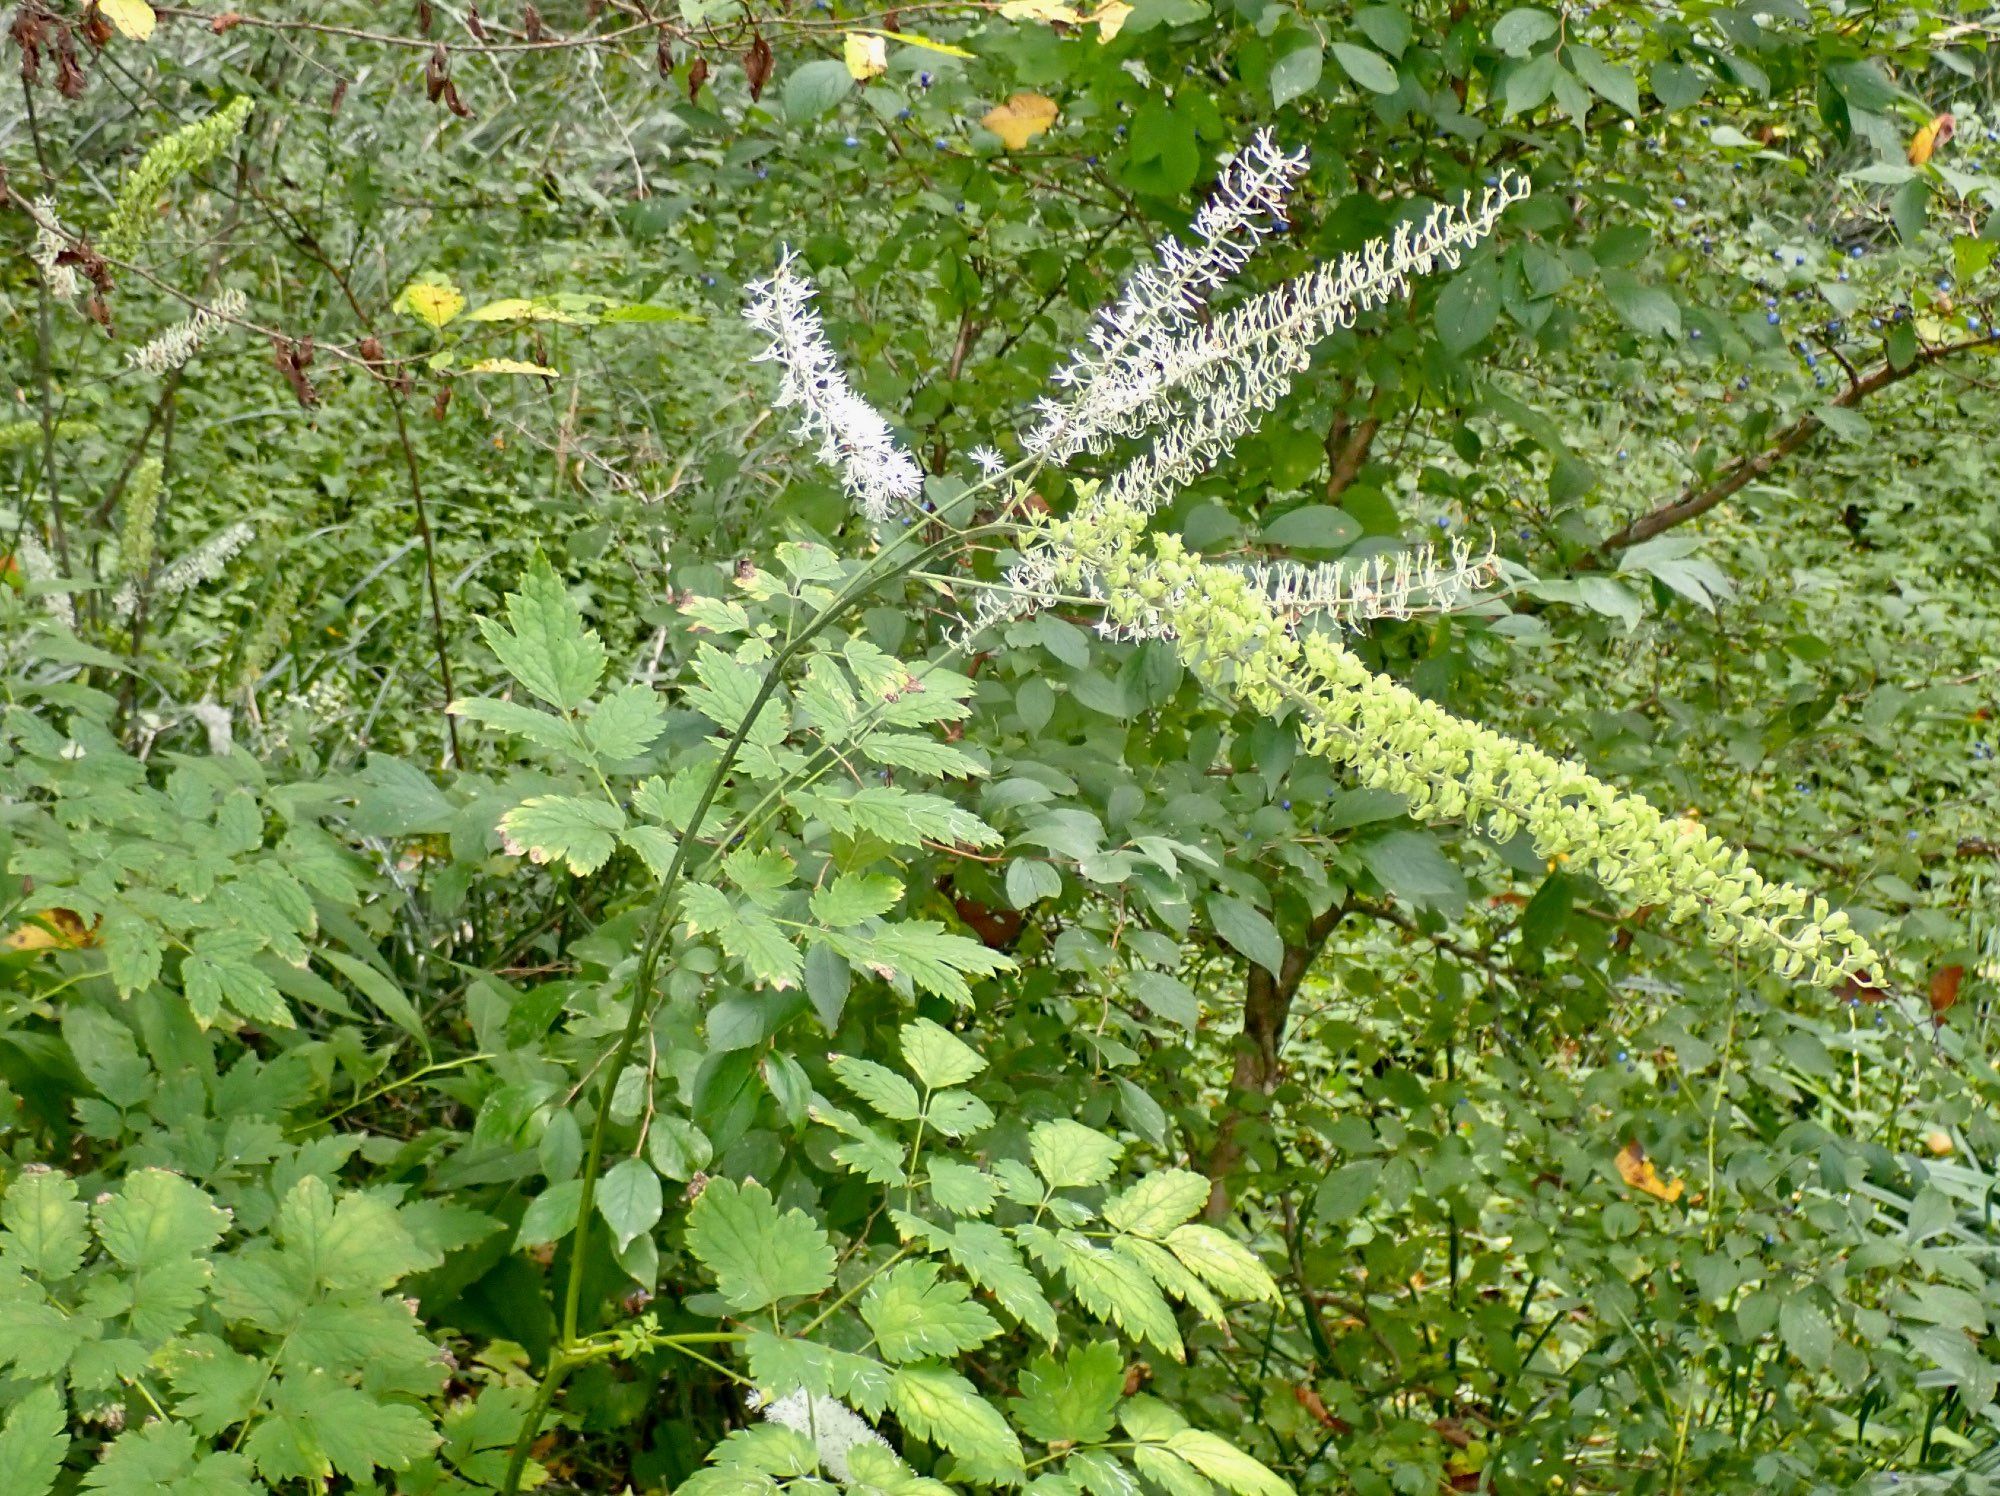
[494,521,988,1496]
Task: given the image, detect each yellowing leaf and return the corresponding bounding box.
[466,357,561,376]
[981,92,1059,151]
[393,277,466,331]
[4,907,99,952]
[845,32,889,81]
[1091,1,1134,40]
[999,0,1083,20]
[1614,1140,1684,1203]
[1908,111,1955,167]
[868,29,975,58]
[466,297,584,324]
[100,0,157,40]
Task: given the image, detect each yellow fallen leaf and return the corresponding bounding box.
[1614,1140,1684,1203]
[844,32,888,81]
[1090,0,1134,39]
[1923,1128,1955,1157]
[100,0,157,41]
[981,92,1059,151]
[466,357,561,376]
[394,277,466,331]
[999,0,1083,21]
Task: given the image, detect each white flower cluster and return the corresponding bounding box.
[128,289,247,374]
[742,252,925,523]
[1241,534,1502,628]
[1074,175,1530,525]
[26,197,80,300]
[1025,128,1309,465]
[755,1389,891,1483]
[112,521,253,619]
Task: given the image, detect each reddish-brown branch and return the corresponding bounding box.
[1590,331,2000,560]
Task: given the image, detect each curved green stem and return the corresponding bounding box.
[496,522,990,1496]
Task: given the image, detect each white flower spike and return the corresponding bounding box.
[743,251,925,523]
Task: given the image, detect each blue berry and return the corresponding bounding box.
[1672,196,1687,208]
[1737,376,1749,389]
[1280,799,1291,810]
[918,70,933,87]
[843,135,859,148]
[1768,312,1780,324]
[1850,245,1864,258]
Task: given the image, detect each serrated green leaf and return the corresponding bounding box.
[500,794,627,876]
[1,1169,88,1279]
[183,928,291,1028]
[826,922,1014,1005]
[1163,1430,1293,1496]
[0,1384,67,1496]
[447,696,580,757]
[1013,1341,1124,1446]
[811,872,904,928]
[922,1089,994,1139]
[1030,1120,1124,1190]
[856,733,985,778]
[242,1370,439,1483]
[889,1366,1024,1482]
[795,786,1001,849]
[861,1261,1001,1363]
[1022,1226,1183,1361]
[900,1018,985,1088]
[926,1159,998,1217]
[1103,1171,1209,1239]
[478,553,606,710]
[686,1178,837,1312]
[831,1056,923,1120]
[933,1222,1057,1344]
[83,1417,260,1496]
[1164,1225,1277,1303]
[585,682,668,760]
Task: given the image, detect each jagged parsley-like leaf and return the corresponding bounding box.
[1012,1341,1125,1446]
[1102,1170,1209,1239]
[477,552,606,711]
[500,795,626,877]
[899,1018,986,1089]
[1030,1119,1124,1191]
[1164,1225,1278,1303]
[888,1366,1024,1482]
[685,1178,836,1312]
[830,1056,922,1121]
[860,1262,1000,1362]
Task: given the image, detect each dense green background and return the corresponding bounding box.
[3,0,1999,1492]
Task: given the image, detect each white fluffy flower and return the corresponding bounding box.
[26,197,80,300]
[1064,174,1531,517]
[1027,129,1309,463]
[743,252,925,523]
[967,445,1007,477]
[111,521,253,619]
[756,1390,891,1482]
[1094,536,1501,642]
[128,289,247,374]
